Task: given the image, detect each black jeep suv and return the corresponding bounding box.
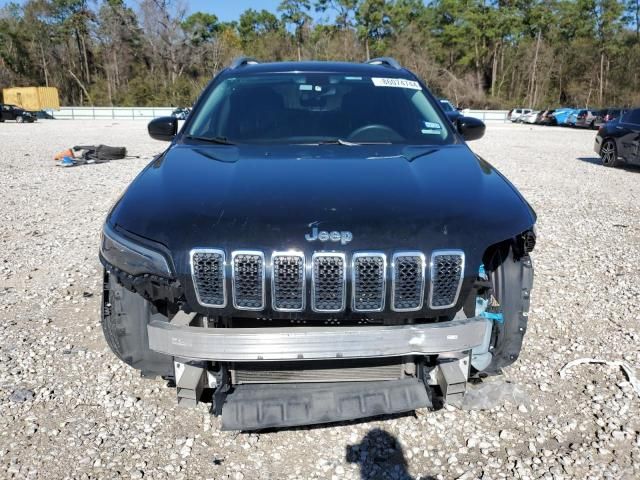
[100,58,536,430]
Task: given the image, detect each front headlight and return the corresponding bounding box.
[100,223,172,277]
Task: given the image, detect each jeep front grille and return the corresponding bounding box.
[190,249,226,307]
[190,249,465,313]
[312,253,346,312]
[391,252,425,311]
[429,250,465,309]
[352,253,386,312]
[272,252,305,312]
[232,251,265,310]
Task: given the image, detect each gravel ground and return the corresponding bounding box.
[1,120,639,480]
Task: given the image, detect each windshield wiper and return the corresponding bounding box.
[315,139,392,146]
[318,138,360,146]
[403,147,440,162]
[185,135,236,145]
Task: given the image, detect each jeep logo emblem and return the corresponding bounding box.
[305,226,353,245]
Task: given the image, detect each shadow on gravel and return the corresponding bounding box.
[577,157,640,173]
[346,428,435,480]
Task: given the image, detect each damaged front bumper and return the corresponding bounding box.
[148,313,494,429]
[147,314,491,362]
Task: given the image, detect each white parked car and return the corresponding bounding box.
[521,111,541,124]
[508,108,533,122]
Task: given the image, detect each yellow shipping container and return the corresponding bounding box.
[2,87,60,111]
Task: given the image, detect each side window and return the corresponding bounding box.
[625,109,640,125]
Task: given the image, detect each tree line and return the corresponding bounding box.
[1,0,639,109]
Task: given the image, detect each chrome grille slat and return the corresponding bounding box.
[311,253,346,312]
[232,251,265,310]
[191,248,465,313]
[272,252,305,312]
[429,250,465,309]
[190,249,226,308]
[391,252,425,312]
[352,253,386,312]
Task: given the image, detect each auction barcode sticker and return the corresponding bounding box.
[371,77,421,90]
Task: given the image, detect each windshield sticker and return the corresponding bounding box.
[300,84,323,92]
[421,121,442,134]
[371,77,421,90]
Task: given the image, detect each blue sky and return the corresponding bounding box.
[188,0,285,22]
[0,0,331,22]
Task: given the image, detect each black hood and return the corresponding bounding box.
[109,143,535,279]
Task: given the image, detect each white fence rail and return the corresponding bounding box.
[49,107,510,122]
[53,107,175,120]
[463,110,509,122]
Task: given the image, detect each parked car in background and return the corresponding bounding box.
[553,108,577,126]
[171,107,191,120]
[538,109,556,125]
[0,104,36,123]
[566,110,579,127]
[34,110,55,120]
[594,108,640,167]
[439,99,463,123]
[594,108,627,128]
[572,109,597,128]
[508,108,533,122]
[521,111,541,124]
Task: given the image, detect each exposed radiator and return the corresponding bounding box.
[230,360,411,384]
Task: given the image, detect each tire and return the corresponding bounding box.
[102,270,173,378]
[16,116,23,123]
[600,139,619,167]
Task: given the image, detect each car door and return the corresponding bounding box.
[616,109,640,163]
[6,105,17,120]
[626,110,640,163]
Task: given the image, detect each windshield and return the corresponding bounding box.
[186,73,452,145]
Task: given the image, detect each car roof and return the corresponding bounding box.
[223,61,416,78]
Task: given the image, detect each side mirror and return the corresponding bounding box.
[148,116,178,141]
[457,116,485,141]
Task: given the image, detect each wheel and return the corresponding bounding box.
[102,270,173,377]
[600,139,619,167]
[16,116,24,123]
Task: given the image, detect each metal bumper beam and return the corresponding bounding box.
[148,317,490,362]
